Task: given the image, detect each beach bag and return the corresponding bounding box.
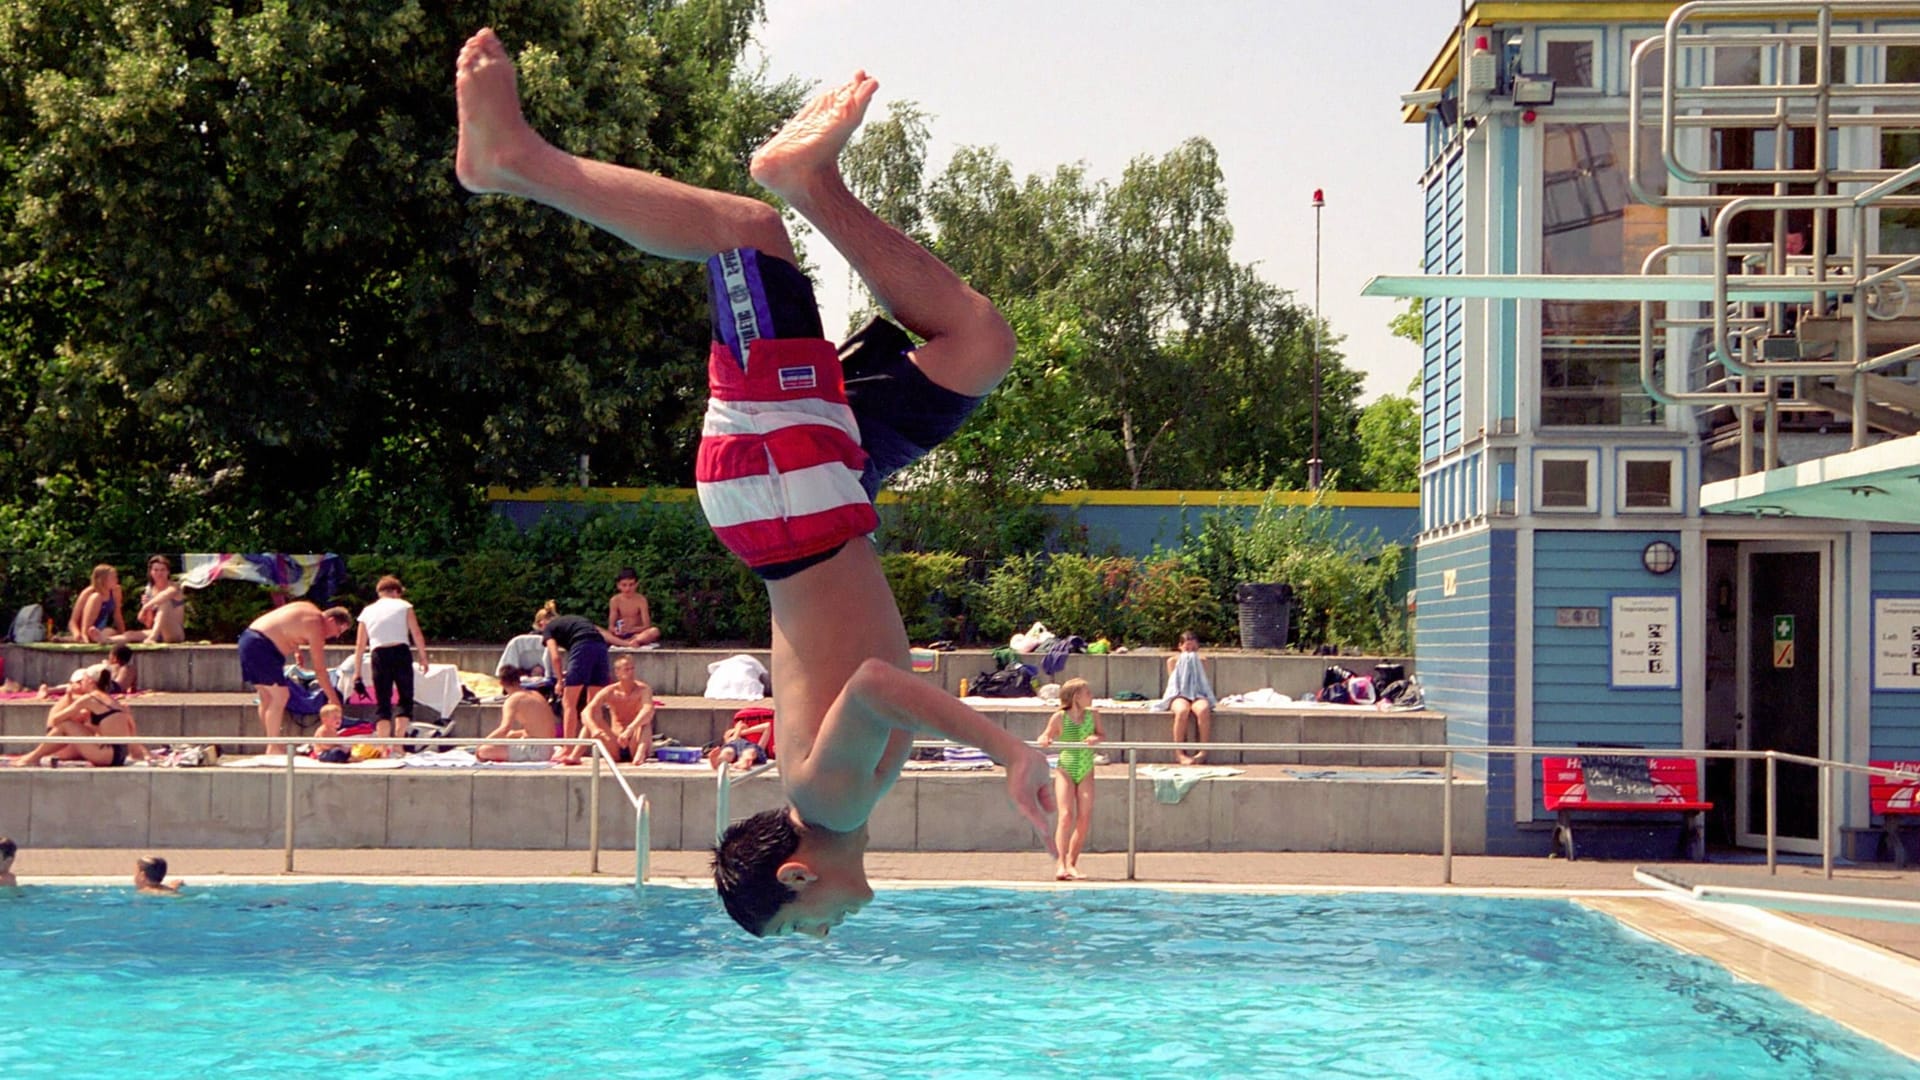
[970,665,1036,698]
[1345,675,1376,705]
[8,604,44,644]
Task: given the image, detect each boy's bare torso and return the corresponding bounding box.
[766,540,913,829]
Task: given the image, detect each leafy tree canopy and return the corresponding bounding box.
[0,0,799,556]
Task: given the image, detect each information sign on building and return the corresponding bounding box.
[1611,595,1678,689]
[1874,597,1920,691]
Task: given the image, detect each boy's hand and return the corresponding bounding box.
[1002,744,1058,856]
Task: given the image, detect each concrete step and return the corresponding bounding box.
[2,643,1412,701]
[0,694,1446,766]
[0,761,1487,855]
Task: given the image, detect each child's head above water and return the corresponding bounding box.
[136,855,167,886]
[0,836,15,866]
[713,809,802,935]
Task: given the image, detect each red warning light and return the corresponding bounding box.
[1312,189,1325,207]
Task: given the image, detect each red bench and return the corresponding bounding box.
[1870,760,1920,868]
[1544,755,1712,861]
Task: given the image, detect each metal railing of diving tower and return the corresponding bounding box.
[1629,1,1920,475]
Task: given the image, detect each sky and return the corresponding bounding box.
[750,0,1465,401]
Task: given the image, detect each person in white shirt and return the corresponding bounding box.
[352,575,430,750]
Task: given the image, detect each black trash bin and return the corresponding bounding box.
[1235,583,1293,650]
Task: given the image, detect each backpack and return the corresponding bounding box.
[970,665,1036,698]
[8,604,44,644]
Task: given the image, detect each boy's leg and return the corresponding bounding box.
[455,28,792,264]
[749,74,1014,397]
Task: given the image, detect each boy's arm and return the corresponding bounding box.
[352,622,368,681]
[637,595,653,630]
[581,686,615,734]
[305,626,340,706]
[800,659,1055,847]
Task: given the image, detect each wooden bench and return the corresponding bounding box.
[1544,755,1712,861]
[1870,760,1920,868]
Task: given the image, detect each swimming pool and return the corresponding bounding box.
[0,884,1910,1078]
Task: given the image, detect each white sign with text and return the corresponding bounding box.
[1874,597,1920,691]
[1612,595,1678,689]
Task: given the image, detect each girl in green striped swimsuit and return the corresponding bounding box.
[1037,678,1105,881]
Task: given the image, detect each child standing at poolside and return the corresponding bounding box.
[1036,678,1103,881]
[607,568,662,648]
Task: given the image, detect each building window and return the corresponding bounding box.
[1618,451,1683,512]
[1535,452,1598,512]
[1714,44,1764,85]
[1548,40,1595,88]
[1540,123,1667,427]
[1882,129,1920,253]
[1624,32,1666,94]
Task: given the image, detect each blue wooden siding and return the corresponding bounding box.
[1415,530,1521,850]
[1421,452,1485,534]
[1422,162,1448,463]
[1443,155,1466,454]
[1871,533,1920,760]
[1531,530,1685,750]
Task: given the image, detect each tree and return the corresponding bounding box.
[1354,379,1420,492]
[0,0,799,555]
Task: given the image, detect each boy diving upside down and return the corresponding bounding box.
[454,28,1055,938]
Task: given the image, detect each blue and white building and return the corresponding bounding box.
[1377,1,1920,855]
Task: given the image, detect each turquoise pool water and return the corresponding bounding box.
[0,884,1911,1078]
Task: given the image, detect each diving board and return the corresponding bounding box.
[1362,274,1832,303]
[1700,434,1920,524]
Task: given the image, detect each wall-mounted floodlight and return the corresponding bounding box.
[1400,89,1445,108]
[1511,74,1557,107]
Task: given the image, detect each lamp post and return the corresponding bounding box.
[1308,188,1325,490]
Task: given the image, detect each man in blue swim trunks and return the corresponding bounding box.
[239,601,351,757]
[455,27,1055,937]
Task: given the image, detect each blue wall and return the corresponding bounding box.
[1871,533,1920,760]
[1415,529,1521,850]
[1531,530,1686,750]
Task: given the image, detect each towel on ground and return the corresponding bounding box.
[1137,764,1241,803]
[1156,651,1216,708]
[1218,688,1293,707]
[220,754,404,770]
[705,654,769,699]
[910,648,939,673]
[399,749,480,768]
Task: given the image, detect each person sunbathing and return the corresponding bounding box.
[12,668,145,767]
[455,27,1053,938]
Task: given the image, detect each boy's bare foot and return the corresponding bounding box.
[454,28,547,195]
[749,71,878,205]
[1054,866,1071,881]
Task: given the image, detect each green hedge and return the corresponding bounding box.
[0,490,1409,652]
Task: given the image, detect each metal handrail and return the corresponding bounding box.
[4,734,651,886]
[697,739,1915,886]
[17,734,1916,887]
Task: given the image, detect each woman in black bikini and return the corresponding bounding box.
[12,669,145,767]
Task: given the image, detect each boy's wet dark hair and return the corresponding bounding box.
[110,644,134,665]
[137,856,167,884]
[497,664,523,684]
[712,808,802,936]
[0,836,15,860]
[615,567,639,583]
